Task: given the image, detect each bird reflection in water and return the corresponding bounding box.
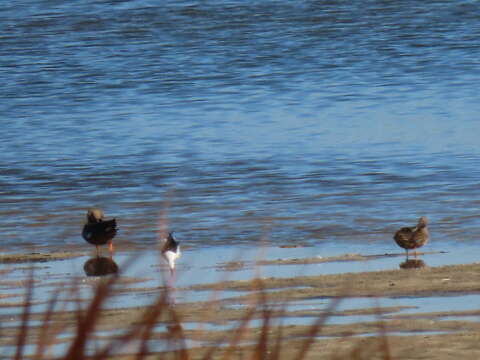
[166,323,186,351]
[399,258,426,270]
[84,256,119,277]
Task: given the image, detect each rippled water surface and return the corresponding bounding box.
[2,0,480,251]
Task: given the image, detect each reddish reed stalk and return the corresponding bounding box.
[32,287,62,360]
[292,297,342,360]
[63,274,118,360]
[14,270,34,360]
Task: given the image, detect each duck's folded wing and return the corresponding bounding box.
[103,219,117,236]
[394,227,413,241]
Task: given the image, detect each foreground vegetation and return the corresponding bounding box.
[2,253,480,359]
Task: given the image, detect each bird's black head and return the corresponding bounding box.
[167,231,179,246]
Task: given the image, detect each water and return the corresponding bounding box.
[1,243,480,355]
[1,0,480,252]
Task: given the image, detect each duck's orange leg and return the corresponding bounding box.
[108,241,114,254]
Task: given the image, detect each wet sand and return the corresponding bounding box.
[181,332,480,360]
[188,260,480,298]
[1,249,480,359]
[0,251,82,263]
[256,250,445,265]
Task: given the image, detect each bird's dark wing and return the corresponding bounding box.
[83,219,117,244]
[162,232,179,253]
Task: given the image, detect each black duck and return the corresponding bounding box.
[82,208,117,255]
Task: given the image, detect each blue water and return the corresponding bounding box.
[1,0,480,251]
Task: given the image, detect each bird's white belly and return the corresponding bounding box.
[164,246,180,270]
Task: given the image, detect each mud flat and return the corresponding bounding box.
[178,331,480,360]
[0,251,83,263]
[256,251,445,265]
[1,250,480,359]
[187,261,480,298]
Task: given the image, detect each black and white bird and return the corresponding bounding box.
[161,232,181,275]
[82,208,117,256]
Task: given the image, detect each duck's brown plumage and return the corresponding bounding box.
[82,209,117,249]
[394,216,429,255]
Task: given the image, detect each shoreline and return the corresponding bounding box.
[1,247,480,359]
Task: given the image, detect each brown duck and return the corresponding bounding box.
[394,216,429,257]
[82,208,117,255]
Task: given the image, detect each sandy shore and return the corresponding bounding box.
[1,249,480,359]
[188,260,480,297]
[0,251,82,263]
